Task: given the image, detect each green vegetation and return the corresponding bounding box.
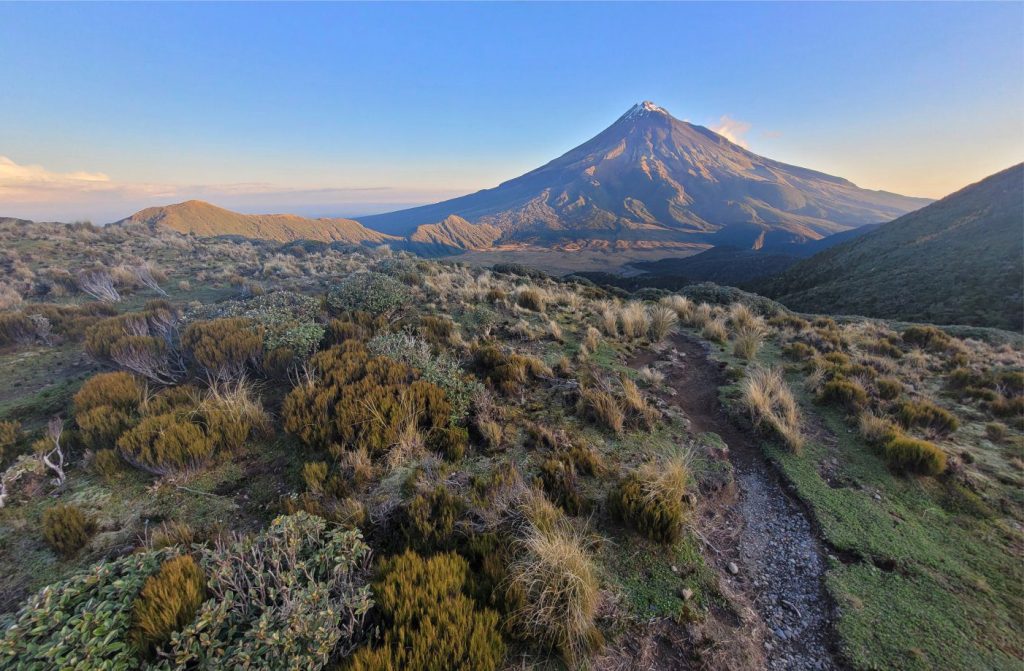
[0,215,1019,671]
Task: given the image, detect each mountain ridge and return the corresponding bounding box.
[758,163,1024,330]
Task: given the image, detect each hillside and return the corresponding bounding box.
[406,215,502,254]
[760,164,1024,330]
[359,102,931,250]
[116,200,400,245]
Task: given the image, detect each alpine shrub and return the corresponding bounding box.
[42,503,96,558]
[327,272,409,316]
[117,413,214,475]
[896,399,960,435]
[347,551,505,671]
[130,554,206,657]
[881,434,947,476]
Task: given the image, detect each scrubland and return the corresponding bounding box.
[0,218,1019,670]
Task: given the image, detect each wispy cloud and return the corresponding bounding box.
[710,115,752,148]
[0,155,465,222]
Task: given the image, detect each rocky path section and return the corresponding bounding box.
[646,335,840,671]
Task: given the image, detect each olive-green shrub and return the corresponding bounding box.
[283,342,451,457]
[117,413,214,475]
[881,434,947,476]
[346,551,505,671]
[42,503,96,558]
[130,554,206,657]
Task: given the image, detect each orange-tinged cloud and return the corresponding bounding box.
[710,115,752,148]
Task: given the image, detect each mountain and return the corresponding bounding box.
[406,215,502,254]
[759,164,1024,330]
[116,200,399,245]
[358,101,931,250]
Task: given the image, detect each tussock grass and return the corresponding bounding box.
[701,317,728,344]
[740,366,804,452]
[647,305,678,342]
[507,522,601,668]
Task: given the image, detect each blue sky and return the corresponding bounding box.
[0,2,1021,222]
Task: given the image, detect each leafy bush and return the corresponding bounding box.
[881,435,947,476]
[194,290,324,364]
[347,551,505,671]
[42,503,96,558]
[507,523,601,667]
[166,513,373,669]
[283,343,451,457]
[818,377,869,412]
[368,332,481,422]
[117,413,214,475]
[0,548,177,670]
[130,554,206,657]
[896,399,960,435]
[327,272,409,316]
[610,454,690,543]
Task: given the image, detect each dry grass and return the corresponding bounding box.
[619,302,650,340]
[659,294,693,322]
[637,365,665,387]
[701,317,728,344]
[647,305,678,342]
[858,411,898,445]
[507,522,601,668]
[689,302,714,328]
[740,366,804,452]
[584,326,601,352]
[578,389,625,435]
[732,324,766,361]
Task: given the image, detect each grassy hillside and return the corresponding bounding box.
[760,164,1024,330]
[0,218,1020,670]
[117,200,400,245]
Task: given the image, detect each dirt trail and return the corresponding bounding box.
[638,334,840,671]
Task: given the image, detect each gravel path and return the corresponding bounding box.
[656,335,840,671]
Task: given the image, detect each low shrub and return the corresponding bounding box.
[896,399,960,435]
[130,554,206,657]
[42,503,96,558]
[0,548,177,669]
[538,456,587,515]
[858,412,899,446]
[985,422,1009,442]
[609,453,690,543]
[875,376,903,400]
[283,343,451,457]
[74,371,142,448]
[399,485,465,553]
[326,272,409,316]
[167,513,373,669]
[117,413,214,475]
[347,551,505,671]
[783,342,816,361]
[818,377,869,412]
[181,317,264,381]
[507,523,601,667]
[427,426,468,460]
[0,419,20,462]
[901,325,953,351]
[92,448,122,480]
[881,434,947,476]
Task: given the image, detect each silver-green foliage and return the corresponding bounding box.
[162,512,373,670]
[368,332,481,421]
[0,548,177,670]
[326,272,409,316]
